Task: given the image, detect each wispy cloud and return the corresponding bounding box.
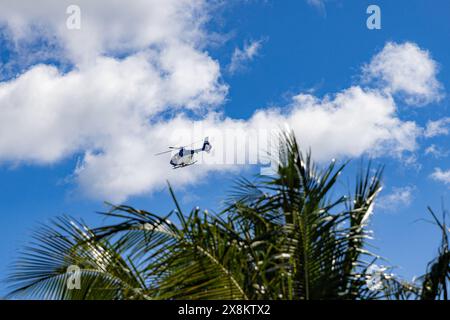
[378,186,415,211]
[425,144,449,158]
[228,40,263,74]
[430,168,450,185]
[306,0,326,15]
[424,117,450,138]
[307,0,324,8]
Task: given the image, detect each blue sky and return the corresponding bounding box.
[1,0,450,295]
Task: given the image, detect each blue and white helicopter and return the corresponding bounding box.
[155,137,212,169]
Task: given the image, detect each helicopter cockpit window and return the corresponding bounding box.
[179,149,183,157]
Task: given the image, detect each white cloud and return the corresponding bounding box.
[78,84,422,201]
[424,117,450,138]
[425,144,448,158]
[363,42,443,106]
[0,0,209,65]
[0,1,445,202]
[0,50,226,165]
[377,186,415,211]
[430,168,450,185]
[228,40,263,74]
[260,87,420,160]
[306,0,326,12]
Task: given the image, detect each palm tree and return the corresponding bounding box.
[419,207,449,300]
[6,132,449,300]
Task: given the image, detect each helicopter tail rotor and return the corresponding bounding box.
[202,137,212,153]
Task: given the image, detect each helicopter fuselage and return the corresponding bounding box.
[170,148,197,168]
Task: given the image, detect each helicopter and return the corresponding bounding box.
[155,137,212,169]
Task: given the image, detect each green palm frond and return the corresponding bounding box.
[224,132,383,299]
[91,202,249,300]
[8,130,447,300]
[7,216,148,300]
[419,207,449,300]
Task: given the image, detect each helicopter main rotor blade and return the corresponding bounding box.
[155,138,208,156]
[173,139,205,149]
[154,150,174,156]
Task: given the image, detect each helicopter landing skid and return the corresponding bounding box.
[172,161,197,169]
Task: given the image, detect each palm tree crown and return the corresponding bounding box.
[6,132,449,300]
